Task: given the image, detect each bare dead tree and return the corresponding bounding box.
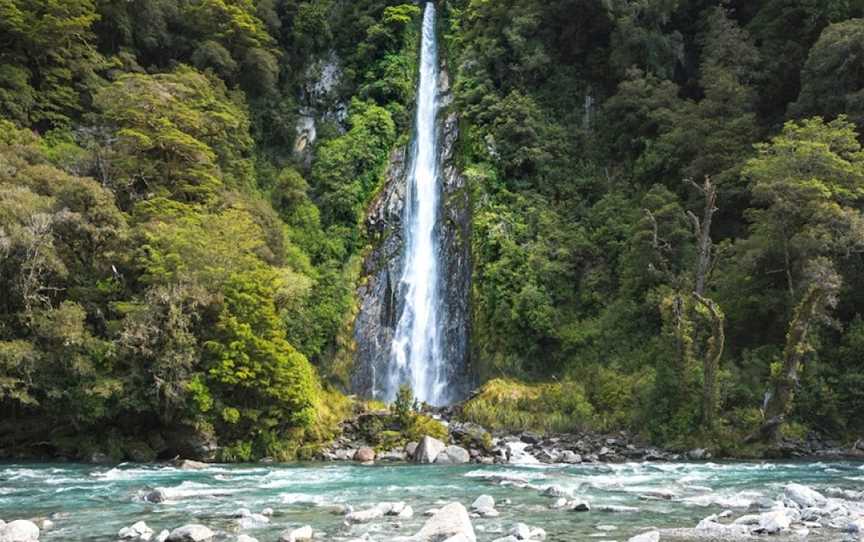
[685,176,718,297]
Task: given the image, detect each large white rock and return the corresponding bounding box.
[166,524,214,542]
[279,525,313,542]
[435,446,470,464]
[470,495,497,517]
[155,530,170,542]
[510,523,531,540]
[412,502,476,542]
[415,436,447,464]
[236,536,259,542]
[755,510,792,534]
[0,521,39,542]
[628,531,660,542]
[784,484,827,508]
[119,521,154,540]
[847,517,864,534]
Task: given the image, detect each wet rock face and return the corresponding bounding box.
[351,66,472,402]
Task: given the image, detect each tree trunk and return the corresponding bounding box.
[694,293,724,430]
[750,285,831,443]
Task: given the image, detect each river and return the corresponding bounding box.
[2,460,863,540]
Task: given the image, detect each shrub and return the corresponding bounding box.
[461,378,595,434]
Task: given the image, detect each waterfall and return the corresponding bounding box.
[386,2,447,406]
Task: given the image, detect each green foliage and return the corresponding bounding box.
[461,379,595,434]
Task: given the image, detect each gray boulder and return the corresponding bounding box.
[435,446,470,464]
[414,436,447,464]
[166,524,214,542]
[145,488,168,503]
[412,502,476,542]
[784,484,827,508]
[119,521,154,540]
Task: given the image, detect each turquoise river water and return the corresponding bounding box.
[2,461,863,540]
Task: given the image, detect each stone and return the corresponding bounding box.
[412,503,476,542]
[145,488,168,503]
[354,447,375,462]
[398,506,414,519]
[755,510,792,534]
[510,523,532,540]
[345,507,384,523]
[491,537,519,542]
[377,449,407,462]
[441,536,472,542]
[38,521,52,532]
[568,500,590,512]
[237,514,269,529]
[414,436,447,464]
[471,495,495,511]
[236,536,259,542]
[279,525,313,542]
[175,459,208,470]
[0,520,40,542]
[542,485,570,498]
[405,442,419,458]
[558,450,581,464]
[261,508,274,517]
[784,484,827,508]
[528,527,546,540]
[119,521,154,540]
[154,531,169,542]
[846,518,864,534]
[166,524,214,542]
[687,448,710,460]
[435,445,470,464]
[628,531,660,542]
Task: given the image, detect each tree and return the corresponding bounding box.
[791,18,864,128]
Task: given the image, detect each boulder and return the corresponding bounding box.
[279,525,313,542]
[37,521,51,532]
[378,449,407,462]
[435,446,470,464]
[509,523,531,540]
[163,426,218,461]
[175,459,208,470]
[471,495,495,511]
[558,450,581,464]
[412,503,476,542]
[784,484,827,508]
[414,436,447,464]
[236,536,259,542]
[399,505,414,519]
[145,488,168,503]
[405,442,419,458]
[0,520,40,542]
[847,518,864,534]
[542,485,570,498]
[568,500,590,512]
[441,536,473,542]
[166,524,214,542]
[354,447,375,462]
[119,521,154,540]
[237,513,269,529]
[687,448,710,460]
[627,531,660,542]
[345,507,384,523]
[155,530,169,542]
[754,510,792,534]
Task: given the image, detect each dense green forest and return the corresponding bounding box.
[2,0,864,461]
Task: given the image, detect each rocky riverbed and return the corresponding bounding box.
[2,460,864,541]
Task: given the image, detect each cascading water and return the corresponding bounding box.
[386,2,447,405]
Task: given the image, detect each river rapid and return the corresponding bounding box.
[2,460,863,541]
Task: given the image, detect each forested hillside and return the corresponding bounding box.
[2,0,864,461]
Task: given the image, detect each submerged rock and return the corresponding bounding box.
[145,488,168,503]
[0,520,40,542]
[412,502,476,542]
[166,525,214,542]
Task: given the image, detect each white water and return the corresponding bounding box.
[387,3,446,405]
